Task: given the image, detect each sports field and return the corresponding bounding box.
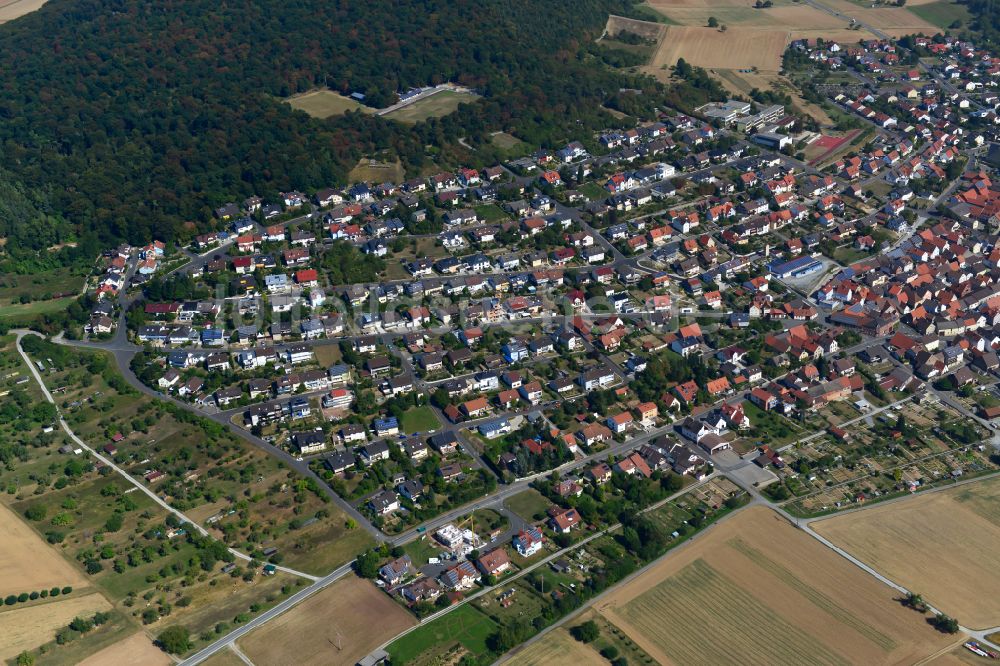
[382,90,479,124]
[813,477,1000,629]
[0,593,113,660]
[239,576,415,666]
[285,89,373,119]
[0,500,89,598]
[595,507,954,665]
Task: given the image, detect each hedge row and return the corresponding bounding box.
[3,587,72,605]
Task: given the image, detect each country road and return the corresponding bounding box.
[14,329,320,582]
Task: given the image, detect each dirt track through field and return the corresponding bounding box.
[595,506,955,665]
[239,576,415,666]
[813,478,1000,629]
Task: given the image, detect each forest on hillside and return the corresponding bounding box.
[0,0,665,257]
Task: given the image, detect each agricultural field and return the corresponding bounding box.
[382,90,479,124]
[284,89,373,118]
[508,625,604,666]
[239,576,415,666]
[387,603,499,666]
[812,0,942,35]
[647,26,788,72]
[906,0,971,29]
[0,501,89,598]
[813,476,1000,629]
[76,631,172,666]
[595,506,954,665]
[0,592,112,661]
[0,0,46,22]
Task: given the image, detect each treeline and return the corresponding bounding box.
[0,0,663,253]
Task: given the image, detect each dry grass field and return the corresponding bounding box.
[605,14,667,41]
[813,477,1000,629]
[349,157,405,185]
[76,631,171,666]
[0,501,89,598]
[509,627,605,666]
[285,89,373,119]
[595,506,954,665]
[0,593,113,661]
[648,26,788,71]
[239,576,416,666]
[0,0,47,23]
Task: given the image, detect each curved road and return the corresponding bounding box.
[14,329,319,581]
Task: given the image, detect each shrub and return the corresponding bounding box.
[157,626,191,655]
[4,595,17,606]
[571,620,600,643]
[50,587,61,597]
[61,586,72,595]
[17,593,29,603]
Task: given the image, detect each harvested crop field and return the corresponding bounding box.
[77,631,171,666]
[0,0,46,23]
[595,506,953,665]
[239,576,415,666]
[285,89,373,119]
[811,0,941,34]
[813,477,1000,629]
[648,1,848,30]
[0,593,113,660]
[0,500,89,598]
[509,627,604,666]
[648,26,787,72]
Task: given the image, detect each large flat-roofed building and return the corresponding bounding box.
[770,256,823,279]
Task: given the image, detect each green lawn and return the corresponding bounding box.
[505,488,551,521]
[473,204,509,223]
[387,603,498,665]
[383,90,479,124]
[403,535,446,567]
[0,296,77,320]
[400,406,440,435]
[578,182,607,201]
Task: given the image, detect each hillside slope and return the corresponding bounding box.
[0,0,644,251]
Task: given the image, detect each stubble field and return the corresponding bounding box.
[813,477,1000,629]
[76,631,172,666]
[238,576,416,666]
[594,506,954,665]
[648,26,789,71]
[509,627,605,666]
[0,500,89,598]
[0,593,113,661]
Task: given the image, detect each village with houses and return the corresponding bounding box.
[20,18,1000,666]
